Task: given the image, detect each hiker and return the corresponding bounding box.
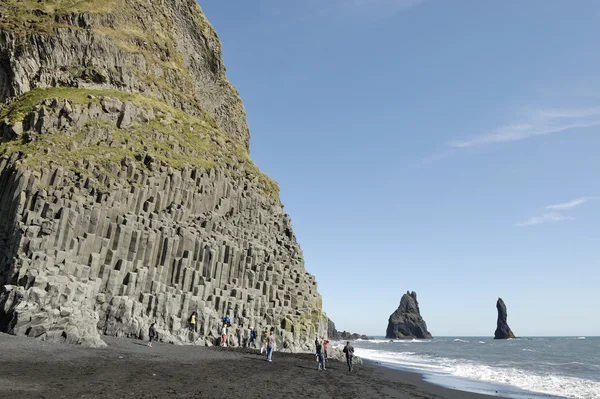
[148,323,156,347]
[248,327,257,348]
[323,338,330,362]
[221,325,228,346]
[314,337,319,352]
[315,339,326,371]
[266,330,275,362]
[260,329,268,354]
[343,341,355,372]
[189,311,197,332]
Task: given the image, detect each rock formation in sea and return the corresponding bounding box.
[385,291,432,339]
[0,0,328,350]
[327,318,371,341]
[494,298,516,339]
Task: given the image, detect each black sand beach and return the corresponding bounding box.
[0,333,506,399]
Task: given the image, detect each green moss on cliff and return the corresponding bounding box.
[0,87,279,197]
[0,0,116,36]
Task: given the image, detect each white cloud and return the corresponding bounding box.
[517,213,575,227]
[546,197,594,211]
[451,106,600,148]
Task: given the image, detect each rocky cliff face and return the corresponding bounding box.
[386,291,432,339]
[494,298,516,339]
[0,0,327,350]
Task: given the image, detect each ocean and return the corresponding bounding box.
[335,337,600,399]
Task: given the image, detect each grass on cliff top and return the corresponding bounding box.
[0,87,170,124]
[0,0,221,124]
[0,87,279,197]
[0,0,218,50]
[0,0,117,35]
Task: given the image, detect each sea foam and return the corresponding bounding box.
[355,348,600,399]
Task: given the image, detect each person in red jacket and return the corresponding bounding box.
[323,339,330,362]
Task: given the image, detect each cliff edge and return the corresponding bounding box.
[0,0,327,350]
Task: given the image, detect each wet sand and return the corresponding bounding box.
[0,333,506,398]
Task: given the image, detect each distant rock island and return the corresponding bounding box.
[386,291,432,339]
[494,298,516,339]
[327,318,372,341]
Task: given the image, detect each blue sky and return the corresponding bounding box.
[199,0,600,336]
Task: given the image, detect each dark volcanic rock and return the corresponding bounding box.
[494,298,516,339]
[386,291,432,339]
[327,318,372,341]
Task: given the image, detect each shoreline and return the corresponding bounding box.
[362,359,566,399]
[0,332,506,399]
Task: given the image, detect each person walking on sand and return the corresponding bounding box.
[260,328,268,354]
[343,341,355,372]
[266,330,275,362]
[221,325,228,346]
[148,323,156,348]
[248,327,257,348]
[315,340,326,371]
[323,338,330,362]
[189,311,197,332]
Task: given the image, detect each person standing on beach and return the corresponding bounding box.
[248,327,257,348]
[189,312,197,332]
[323,339,330,362]
[148,323,156,348]
[343,341,355,372]
[260,329,268,354]
[266,330,275,362]
[315,340,326,371]
[221,325,228,346]
[237,326,244,347]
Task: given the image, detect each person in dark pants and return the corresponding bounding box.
[248,327,257,348]
[148,323,157,348]
[315,340,326,371]
[343,341,354,372]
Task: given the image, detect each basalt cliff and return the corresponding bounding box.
[386,291,432,339]
[0,0,327,350]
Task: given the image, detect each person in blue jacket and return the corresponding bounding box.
[248,327,257,348]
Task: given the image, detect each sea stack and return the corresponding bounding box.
[386,291,432,339]
[494,298,516,339]
[0,0,328,350]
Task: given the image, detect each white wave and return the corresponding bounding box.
[454,339,469,343]
[355,348,600,399]
[351,338,433,345]
[478,341,485,344]
[577,337,586,340]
